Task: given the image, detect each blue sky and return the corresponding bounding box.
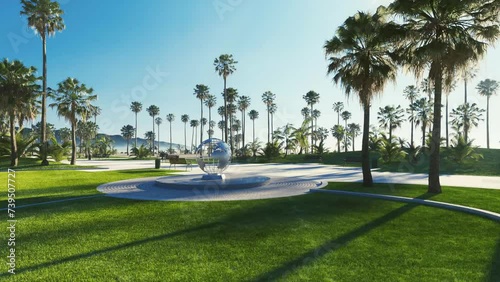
[1,0,499,150]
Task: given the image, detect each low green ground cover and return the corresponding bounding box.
[0,170,498,281]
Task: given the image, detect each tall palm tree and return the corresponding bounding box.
[303,90,320,154]
[248,109,259,144]
[331,125,345,153]
[462,67,477,104]
[130,101,142,148]
[237,95,251,148]
[166,114,175,153]
[21,0,65,166]
[155,117,162,153]
[301,107,310,120]
[403,85,419,146]
[347,123,361,151]
[144,131,155,151]
[450,103,485,144]
[194,84,209,145]
[312,109,321,148]
[0,59,40,166]
[204,94,217,139]
[217,120,225,140]
[332,102,344,152]
[190,119,199,152]
[224,87,238,151]
[269,103,277,143]
[444,81,457,148]
[261,91,276,144]
[341,111,351,152]
[390,0,500,193]
[325,8,398,186]
[146,105,159,155]
[50,78,97,165]
[120,124,134,155]
[476,79,499,149]
[214,54,237,143]
[181,114,189,153]
[377,105,404,142]
[408,98,433,147]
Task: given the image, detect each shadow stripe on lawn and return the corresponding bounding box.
[310,189,500,222]
[0,195,104,211]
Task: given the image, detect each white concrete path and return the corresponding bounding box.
[77,160,500,190]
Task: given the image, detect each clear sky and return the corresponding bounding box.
[1,0,499,150]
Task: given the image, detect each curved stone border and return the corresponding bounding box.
[310,189,500,222]
[97,176,327,201]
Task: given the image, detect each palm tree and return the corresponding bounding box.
[248,110,259,144]
[450,103,485,144]
[217,120,225,140]
[155,117,162,153]
[403,85,419,146]
[341,111,351,152]
[204,94,217,139]
[144,131,155,151]
[194,84,209,145]
[166,114,175,153]
[292,119,311,155]
[303,90,320,154]
[0,59,40,166]
[274,124,296,157]
[301,107,310,120]
[332,102,344,152]
[269,103,277,142]
[462,67,477,104]
[325,8,398,186]
[390,0,500,193]
[261,91,276,144]
[50,78,97,165]
[408,98,433,147]
[312,109,321,148]
[146,105,159,155]
[237,95,251,148]
[121,124,134,155]
[130,101,142,148]
[444,81,457,148]
[347,123,361,151]
[224,87,238,152]
[190,119,199,152]
[21,0,65,166]
[214,54,237,143]
[377,105,404,142]
[476,79,499,149]
[181,114,189,153]
[331,125,345,153]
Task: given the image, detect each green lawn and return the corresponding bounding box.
[0,170,499,281]
[0,157,97,171]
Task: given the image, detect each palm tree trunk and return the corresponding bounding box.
[200,100,204,145]
[41,33,48,166]
[209,107,212,139]
[422,124,426,147]
[71,120,76,165]
[428,66,443,194]
[191,126,195,153]
[464,79,467,104]
[134,113,138,148]
[445,95,449,148]
[169,122,172,153]
[241,110,245,148]
[152,116,155,156]
[223,77,228,143]
[184,123,187,154]
[267,106,270,144]
[352,130,355,152]
[126,139,129,155]
[361,103,373,187]
[389,122,392,142]
[252,119,255,143]
[310,105,314,154]
[487,96,490,149]
[271,113,274,143]
[344,120,348,153]
[410,101,414,147]
[158,124,161,153]
[9,115,18,167]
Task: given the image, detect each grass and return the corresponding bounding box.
[0,157,99,171]
[0,169,499,281]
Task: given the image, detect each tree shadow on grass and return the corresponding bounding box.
[252,193,434,281]
[488,238,500,282]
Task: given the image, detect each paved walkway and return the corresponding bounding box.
[79,160,500,190]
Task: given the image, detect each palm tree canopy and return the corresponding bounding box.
[146,105,160,117]
[237,96,251,111]
[312,109,321,119]
[261,91,276,106]
[49,77,97,123]
[248,110,259,120]
[190,120,199,127]
[389,0,500,86]
[121,125,134,139]
[450,103,485,130]
[223,87,239,104]
[408,97,433,127]
[377,105,405,130]
[325,8,399,106]
[155,117,163,126]
[303,90,320,106]
[130,101,143,113]
[269,103,277,115]
[347,123,361,136]
[181,114,190,123]
[166,113,175,122]
[403,85,419,101]
[214,54,238,79]
[301,107,310,118]
[332,102,344,113]
[476,79,499,98]
[204,94,217,108]
[217,106,225,117]
[341,111,351,121]
[21,0,65,37]
[194,84,209,101]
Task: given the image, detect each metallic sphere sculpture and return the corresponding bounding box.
[196,138,231,178]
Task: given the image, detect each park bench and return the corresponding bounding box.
[168,157,195,171]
